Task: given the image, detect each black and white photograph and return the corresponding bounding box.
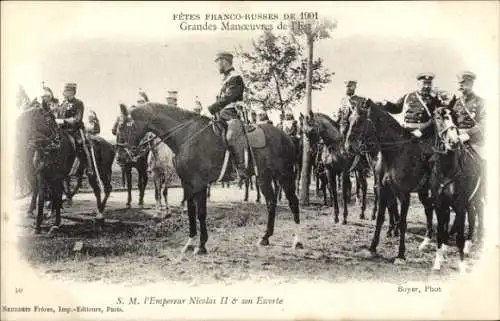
[2,1,499,320]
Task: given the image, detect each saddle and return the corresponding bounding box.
[211,121,267,149]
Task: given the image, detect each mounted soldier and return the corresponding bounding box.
[256,108,273,125]
[112,89,149,136]
[282,107,298,137]
[335,80,366,137]
[206,51,249,182]
[447,71,485,161]
[381,72,443,139]
[54,83,94,175]
[86,110,101,136]
[166,91,178,107]
[193,96,202,115]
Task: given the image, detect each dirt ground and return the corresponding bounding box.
[15,181,481,285]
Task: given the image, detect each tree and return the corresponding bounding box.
[291,17,338,205]
[237,30,332,115]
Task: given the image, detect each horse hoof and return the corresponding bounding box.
[34,227,42,235]
[418,237,432,252]
[387,230,393,237]
[334,217,339,224]
[48,226,59,235]
[394,257,407,265]
[371,215,376,220]
[464,240,473,255]
[342,220,347,225]
[194,247,208,255]
[126,204,131,209]
[258,238,270,246]
[394,230,400,237]
[293,242,304,250]
[256,199,261,204]
[359,215,366,220]
[182,245,195,253]
[458,261,468,274]
[360,248,375,258]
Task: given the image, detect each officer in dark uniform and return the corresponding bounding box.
[447,71,485,159]
[55,83,94,175]
[334,80,367,138]
[207,51,248,181]
[382,73,443,138]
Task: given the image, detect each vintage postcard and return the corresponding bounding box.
[2,1,499,320]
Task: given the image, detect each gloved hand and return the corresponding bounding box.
[200,108,212,118]
[55,119,64,125]
[411,129,423,138]
[458,132,470,142]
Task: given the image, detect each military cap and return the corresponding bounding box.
[64,83,77,91]
[344,80,357,86]
[214,51,234,62]
[167,91,178,100]
[416,72,435,81]
[457,71,476,83]
[137,90,149,102]
[88,110,97,119]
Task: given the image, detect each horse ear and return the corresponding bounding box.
[120,104,128,117]
[308,110,314,119]
[299,113,304,119]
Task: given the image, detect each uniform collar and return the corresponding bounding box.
[223,67,235,77]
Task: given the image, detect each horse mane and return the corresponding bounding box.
[315,112,340,129]
[368,100,412,139]
[132,102,211,124]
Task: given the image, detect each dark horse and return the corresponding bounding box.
[116,103,303,254]
[345,100,435,263]
[112,106,149,208]
[301,111,369,224]
[16,107,114,233]
[430,107,484,273]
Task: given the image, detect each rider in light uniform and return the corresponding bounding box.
[256,108,273,125]
[55,83,94,175]
[334,80,367,138]
[282,107,298,137]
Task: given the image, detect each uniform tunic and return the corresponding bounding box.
[335,95,366,136]
[448,92,485,145]
[57,97,85,134]
[384,91,442,133]
[207,68,245,120]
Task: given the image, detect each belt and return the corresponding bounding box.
[403,120,431,130]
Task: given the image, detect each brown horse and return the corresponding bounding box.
[17,107,114,233]
[112,107,149,208]
[345,99,435,264]
[430,107,484,273]
[301,111,370,224]
[116,103,303,254]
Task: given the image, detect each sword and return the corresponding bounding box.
[80,129,104,192]
[237,106,259,178]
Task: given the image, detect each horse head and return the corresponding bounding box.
[115,103,149,165]
[433,107,460,151]
[300,110,322,145]
[344,98,374,153]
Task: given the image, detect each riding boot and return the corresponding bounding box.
[225,119,249,184]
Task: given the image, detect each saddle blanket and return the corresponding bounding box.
[245,124,266,149]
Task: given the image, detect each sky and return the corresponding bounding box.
[3,1,499,140]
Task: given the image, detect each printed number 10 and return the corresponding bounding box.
[300,12,318,20]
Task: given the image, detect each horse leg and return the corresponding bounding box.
[99,169,112,214]
[182,197,197,253]
[126,167,132,208]
[464,203,476,255]
[452,204,468,274]
[433,200,449,270]
[322,176,328,206]
[163,180,169,217]
[153,173,161,211]
[207,184,211,199]
[48,180,63,235]
[418,189,434,251]
[87,174,104,221]
[369,185,389,255]
[28,182,38,216]
[387,195,399,237]
[394,193,410,264]
[359,172,368,220]
[355,170,360,206]
[137,168,146,208]
[258,175,276,246]
[281,174,303,249]
[35,178,46,234]
[342,171,350,224]
[372,174,378,220]
[255,179,261,203]
[194,187,208,255]
[244,178,249,202]
[328,168,339,223]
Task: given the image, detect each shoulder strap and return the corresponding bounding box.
[459,95,477,125]
[413,91,432,117]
